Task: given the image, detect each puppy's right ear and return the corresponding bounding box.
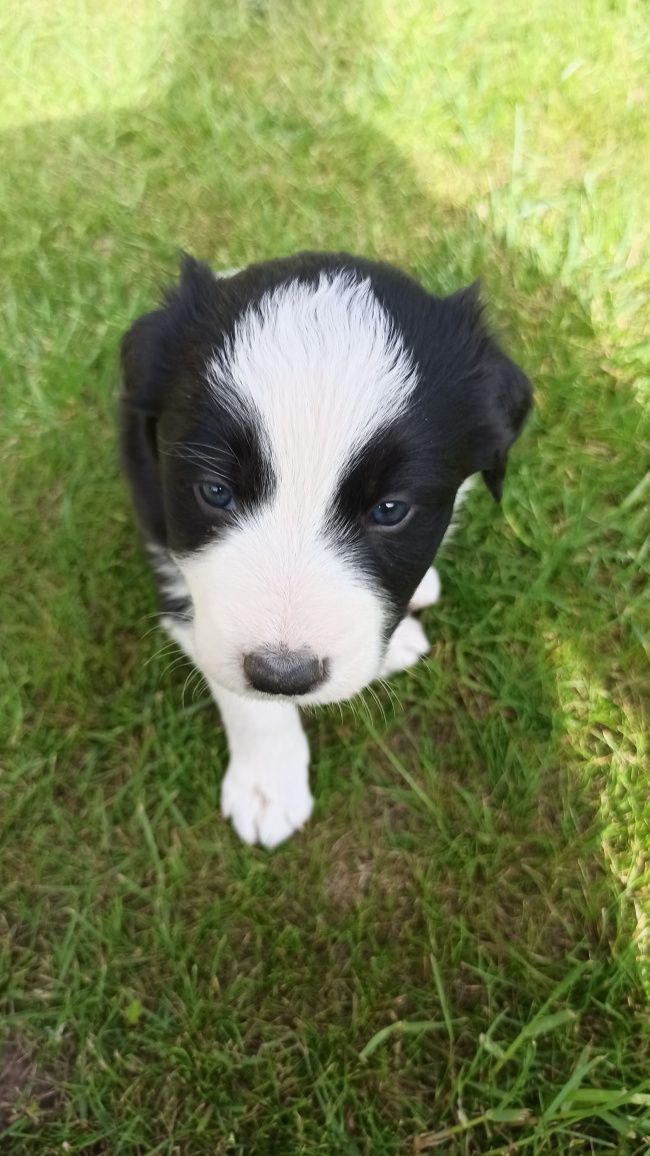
[120,308,168,544]
[121,307,167,405]
[119,255,222,543]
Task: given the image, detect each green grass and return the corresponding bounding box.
[1,0,649,1151]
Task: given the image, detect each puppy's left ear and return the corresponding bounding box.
[479,343,532,502]
[448,283,533,502]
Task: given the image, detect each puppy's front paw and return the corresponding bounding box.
[380,615,430,677]
[409,567,441,610]
[220,752,313,849]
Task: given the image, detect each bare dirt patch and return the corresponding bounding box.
[0,1034,57,1130]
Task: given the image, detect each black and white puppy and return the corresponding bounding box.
[120,252,532,847]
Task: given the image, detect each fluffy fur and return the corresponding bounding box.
[121,251,532,846]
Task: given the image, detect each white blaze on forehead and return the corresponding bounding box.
[206,273,419,513]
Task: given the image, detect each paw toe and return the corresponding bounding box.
[220,765,313,848]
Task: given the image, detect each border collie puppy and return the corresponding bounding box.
[120,252,532,847]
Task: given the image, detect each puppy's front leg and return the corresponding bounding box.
[409,566,441,611]
[211,684,313,848]
[380,616,431,677]
[162,615,312,847]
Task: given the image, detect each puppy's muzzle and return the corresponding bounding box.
[243,646,328,696]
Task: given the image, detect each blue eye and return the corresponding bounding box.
[370,499,411,527]
[195,481,235,512]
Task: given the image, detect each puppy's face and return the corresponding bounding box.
[122,254,531,703]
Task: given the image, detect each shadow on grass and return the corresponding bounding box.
[1,2,648,1151]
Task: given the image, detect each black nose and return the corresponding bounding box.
[243,647,327,696]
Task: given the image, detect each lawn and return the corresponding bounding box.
[1,0,649,1151]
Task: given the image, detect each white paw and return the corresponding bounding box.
[409,567,441,611]
[380,615,430,677]
[220,753,313,849]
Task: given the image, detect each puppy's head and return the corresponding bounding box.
[121,253,532,703]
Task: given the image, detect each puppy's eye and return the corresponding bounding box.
[195,481,236,512]
[370,499,411,527]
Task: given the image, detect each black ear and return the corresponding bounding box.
[120,254,218,402]
[175,251,224,315]
[447,283,533,502]
[120,309,169,543]
[479,346,533,501]
[121,308,166,404]
[119,254,224,544]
